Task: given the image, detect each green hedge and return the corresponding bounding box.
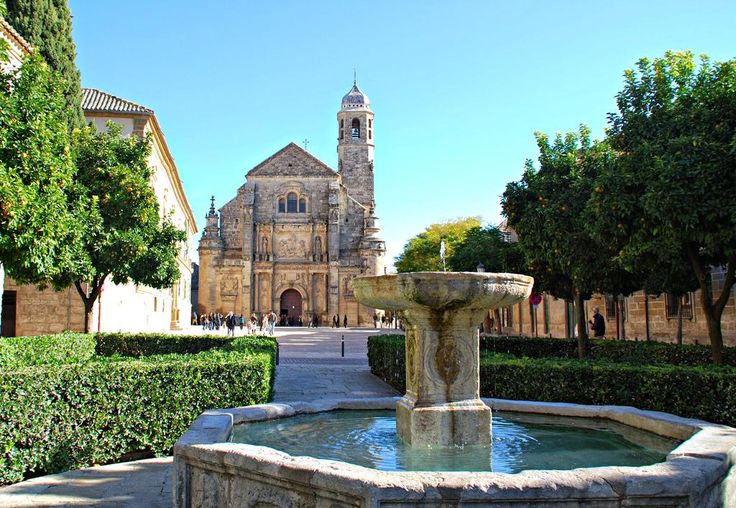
[0,332,96,368]
[95,332,237,357]
[481,335,736,367]
[0,334,276,485]
[368,334,736,427]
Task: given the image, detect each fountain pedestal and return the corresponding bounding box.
[352,272,533,447]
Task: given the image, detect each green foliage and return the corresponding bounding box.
[502,127,641,356]
[395,217,481,272]
[447,225,519,273]
[480,335,736,367]
[367,334,406,391]
[0,55,86,283]
[96,333,237,357]
[0,333,276,485]
[5,0,85,129]
[0,332,94,368]
[479,354,736,426]
[50,123,186,331]
[599,51,736,363]
[367,335,736,426]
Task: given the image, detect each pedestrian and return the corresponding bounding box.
[267,311,276,336]
[373,313,378,328]
[226,312,236,336]
[333,315,338,328]
[589,306,606,338]
[343,314,348,328]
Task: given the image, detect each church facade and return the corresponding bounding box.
[197,82,386,326]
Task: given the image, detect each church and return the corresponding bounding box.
[197,82,386,326]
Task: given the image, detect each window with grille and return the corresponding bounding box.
[604,295,617,320]
[666,293,693,319]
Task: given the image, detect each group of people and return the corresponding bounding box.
[372,313,395,328]
[192,311,278,336]
[332,314,349,328]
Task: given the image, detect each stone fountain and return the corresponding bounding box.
[351,272,533,447]
[173,271,736,507]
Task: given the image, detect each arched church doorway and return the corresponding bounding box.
[279,289,302,326]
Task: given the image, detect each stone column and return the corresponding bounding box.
[397,306,489,447]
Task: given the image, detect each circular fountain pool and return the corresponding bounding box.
[230,409,678,473]
[173,398,736,507]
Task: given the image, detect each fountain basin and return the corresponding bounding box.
[173,398,736,507]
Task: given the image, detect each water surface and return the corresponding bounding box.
[230,410,679,473]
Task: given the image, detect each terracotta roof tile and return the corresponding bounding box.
[0,17,33,54]
[81,88,153,115]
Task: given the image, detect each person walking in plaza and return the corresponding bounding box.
[333,314,338,328]
[267,311,276,336]
[343,314,348,328]
[589,307,606,338]
[225,312,236,336]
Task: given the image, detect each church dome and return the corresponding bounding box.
[341,83,370,110]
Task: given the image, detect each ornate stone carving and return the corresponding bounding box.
[220,276,239,296]
[276,235,308,258]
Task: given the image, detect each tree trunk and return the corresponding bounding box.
[619,295,626,340]
[644,294,650,341]
[705,308,724,365]
[686,247,735,365]
[676,296,683,346]
[574,290,589,359]
[614,298,620,340]
[494,308,502,335]
[74,276,105,334]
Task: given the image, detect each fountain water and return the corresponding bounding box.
[173,272,736,507]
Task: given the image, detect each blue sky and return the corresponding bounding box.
[68,1,736,266]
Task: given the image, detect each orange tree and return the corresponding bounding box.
[597,51,736,363]
[502,127,640,358]
[48,123,185,332]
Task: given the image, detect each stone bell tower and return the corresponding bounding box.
[337,79,375,207]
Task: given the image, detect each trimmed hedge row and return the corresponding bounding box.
[95,332,235,357]
[0,332,95,368]
[368,334,736,427]
[481,335,736,367]
[0,334,276,485]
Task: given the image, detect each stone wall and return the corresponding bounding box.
[498,287,736,346]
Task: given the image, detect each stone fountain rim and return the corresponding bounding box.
[174,397,736,502]
[352,271,535,284]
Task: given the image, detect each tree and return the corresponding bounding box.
[605,51,736,363]
[448,225,523,273]
[502,127,640,358]
[395,217,480,273]
[48,123,185,332]
[0,54,84,284]
[5,0,85,129]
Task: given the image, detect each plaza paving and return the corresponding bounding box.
[0,327,400,507]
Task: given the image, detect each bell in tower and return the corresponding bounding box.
[337,78,375,208]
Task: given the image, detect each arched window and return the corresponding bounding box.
[339,119,344,140]
[287,192,298,213]
[298,198,306,213]
[278,198,285,213]
[351,118,360,139]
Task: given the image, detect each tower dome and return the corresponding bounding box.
[341,82,371,110]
